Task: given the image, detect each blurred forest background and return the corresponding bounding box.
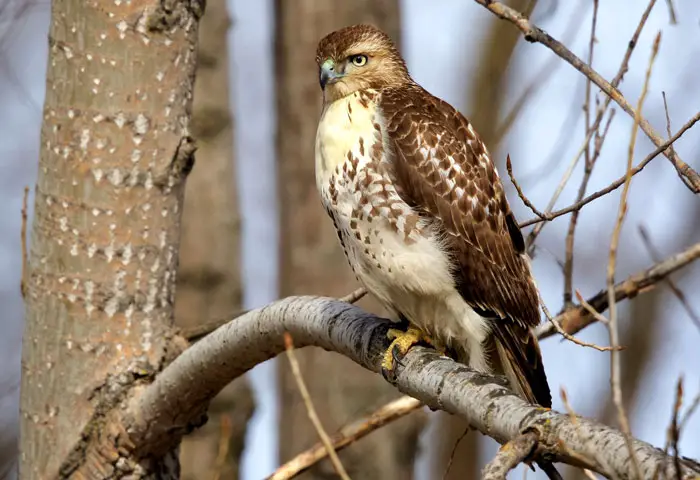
[1,0,699,479]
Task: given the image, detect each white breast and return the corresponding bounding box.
[314,91,491,372]
[315,92,377,193]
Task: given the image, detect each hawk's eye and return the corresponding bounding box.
[350,54,368,67]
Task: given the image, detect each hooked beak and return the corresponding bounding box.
[319,59,341,90]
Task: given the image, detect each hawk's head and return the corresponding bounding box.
[316,25,410,102]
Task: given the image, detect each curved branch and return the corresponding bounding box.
[124,296,700,479]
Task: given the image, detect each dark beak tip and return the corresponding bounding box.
[320,71,331,90]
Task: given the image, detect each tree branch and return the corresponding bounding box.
[123,296,700,479]
[473,0,700,193]
[482,431,538,480]
[268,395,422,480]
[537,241,700,339]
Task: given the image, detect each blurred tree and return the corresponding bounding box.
[176,1,254,479]
[275,2,427,479]
[434,2,537,478]
[20,0,202,477]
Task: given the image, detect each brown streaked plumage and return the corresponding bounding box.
[314,24,551,408]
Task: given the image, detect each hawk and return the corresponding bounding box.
[314,24,551,408]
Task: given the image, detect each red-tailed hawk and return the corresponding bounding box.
[314,25,551,409]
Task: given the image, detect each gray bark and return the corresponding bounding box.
[128,296,700,480]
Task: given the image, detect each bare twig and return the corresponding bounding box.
[575,291,611,327]
[662,92,675,158]
[605,36,659,479]
[493,0,589,146]
[566,0,600,298]
[520,110,700,228]
[661,377,684,480]
[523,0,659,249]
[20,185,29,298]
[537,241,700,340]
[542,300,617,352]
[507,154,546,219]
[211,415,232,480]
[664,0,678,24]
[473,0,700,192]
[340,287,367,304]
[563,109,615,305]
[284,332,351,480]
[639,226,700,333]
[443,427,470,480]
[268,395,421,480]
[482,431,539,480]
[679,391,700,433]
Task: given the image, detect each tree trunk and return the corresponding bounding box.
[275,2,426,479]
[175,1,254,478]
[20,0,202,477]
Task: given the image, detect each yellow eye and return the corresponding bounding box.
[350,55,368,67]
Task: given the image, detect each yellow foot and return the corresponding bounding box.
[381,326,437,382]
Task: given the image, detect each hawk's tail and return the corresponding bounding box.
[492,322,552,408]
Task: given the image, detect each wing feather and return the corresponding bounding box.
[379,85,551,407]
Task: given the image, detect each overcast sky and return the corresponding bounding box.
[1,1,698,479]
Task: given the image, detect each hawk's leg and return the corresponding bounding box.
[381,325,442,382]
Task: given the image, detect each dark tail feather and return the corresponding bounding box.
[492,321,551,408]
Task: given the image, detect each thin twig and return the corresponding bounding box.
[472,0,700,192]
[507,154,546,219]
[639,226,700,333]
[537,241,700,340]
[268,395,421,480]
[520,110,700,228]
[679,391,700,433]
[541,300,616,352]
[20,185,29,298]
[563,107,614,306]
[563,0,599,303]
[211,414,232,480]
[664,0,678,24]
[443,426,470,480]
[340,287,366,304]
[662,92,675,158]
[493,0,589,146]
[605,34,660,480]
[523,0,660,250]
[284,332,351,480]
[661,377,684,480]
[482,431,539,480]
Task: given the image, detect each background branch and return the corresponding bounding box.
[123,296,700,479]
[537,241,700,339]
[473,0,700,192]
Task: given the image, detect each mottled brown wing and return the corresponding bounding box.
[380,85,551,407]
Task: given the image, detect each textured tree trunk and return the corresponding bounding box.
[20,0,202,477]
[275,2,426,479]
[176,1,254,478]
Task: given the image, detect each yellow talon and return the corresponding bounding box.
[381,326,439,380]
